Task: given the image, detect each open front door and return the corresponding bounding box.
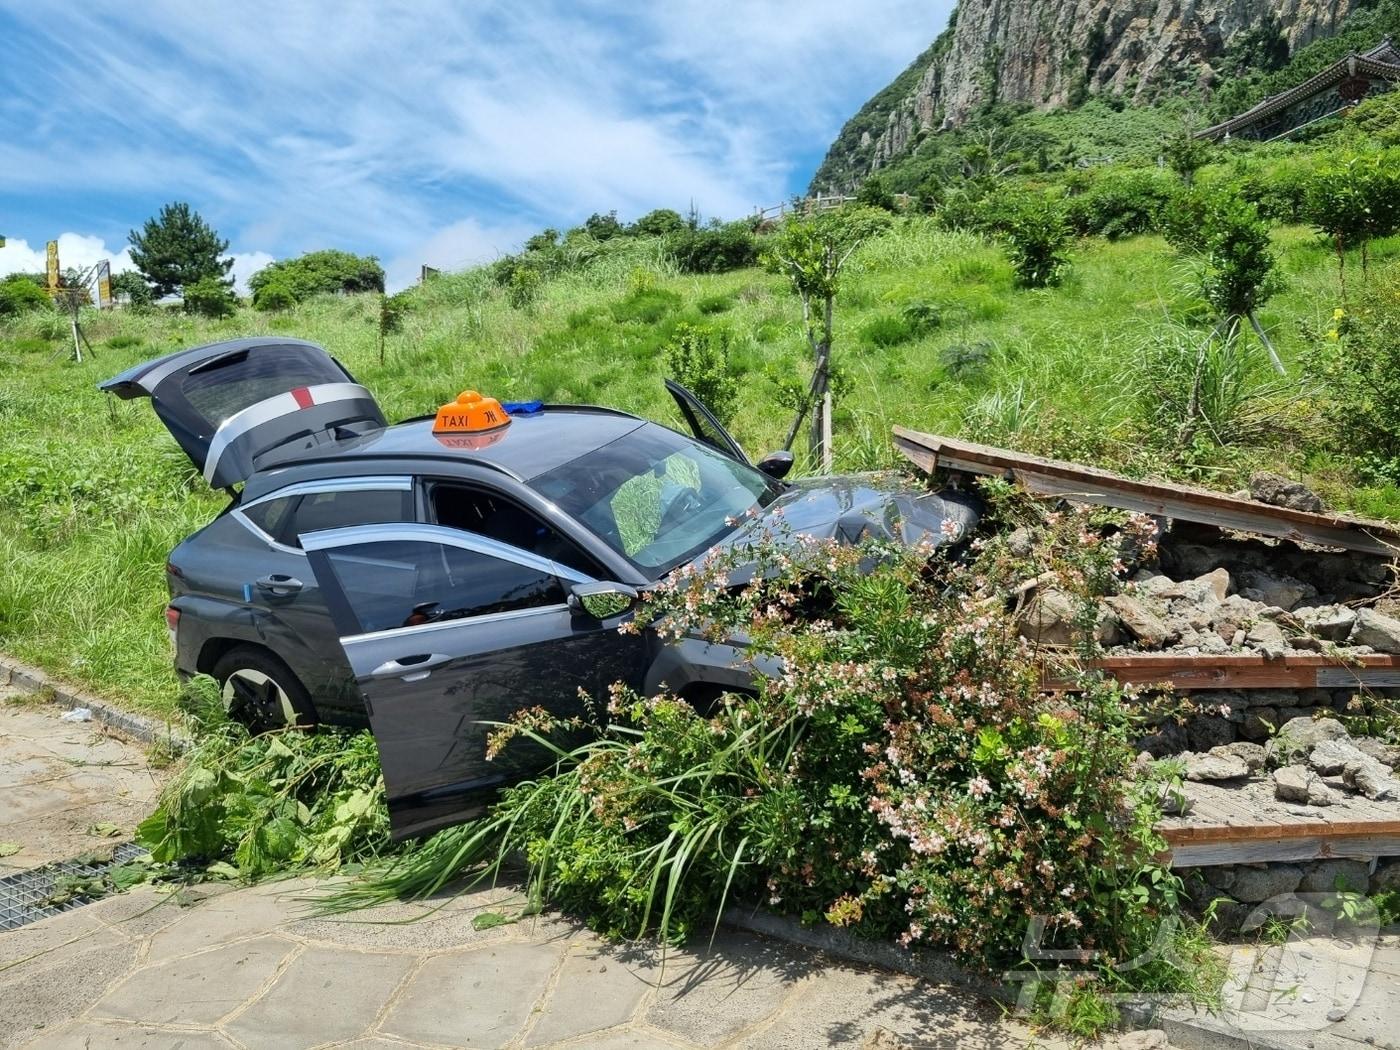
[665,379,748,465]
[100,337,384,489]
[300,523,644,840]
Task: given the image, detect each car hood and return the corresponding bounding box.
[700,472,982,571]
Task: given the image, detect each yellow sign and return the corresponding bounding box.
[432,390,511,434]
[96,261,113,309]
[46,240,59,293]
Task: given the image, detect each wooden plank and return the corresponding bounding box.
[1041,653,1400,692]
[1168,833,1400,867]
[1162,816,1400,844]
[893,427,1400,557]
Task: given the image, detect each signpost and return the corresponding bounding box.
[95,260,113,309]
[46,240,60,295]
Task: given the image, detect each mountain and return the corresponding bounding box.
[812,0,1360,192]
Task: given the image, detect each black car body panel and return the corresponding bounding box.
[105,339,980,840]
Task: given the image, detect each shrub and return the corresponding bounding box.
[630,208,686,237]
[668,223,759,274]
[0,275,50,316]
[182,276,237,318]
[696,293,733,315]
[584,211,626,241]
[1305,275,1400,481]
[610,287,682,324]
[252,279,296,312]
[507,266,542,311]
[999,194,1073,288]
[111,270,155,309]
[247,249,385,303]
[860,313,915,347]
[856,173,898,211]
[1065,168,1177,239]
[1302,151,1400,286]
[663,322,737,424]
[900,300,942,334]
[1166,187,1279,322]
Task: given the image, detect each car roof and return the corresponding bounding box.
[245,405,648,497]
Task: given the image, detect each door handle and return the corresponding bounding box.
[368,653,452,680]
[254,574,303,596]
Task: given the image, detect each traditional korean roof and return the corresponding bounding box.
[1199,39,1400,140]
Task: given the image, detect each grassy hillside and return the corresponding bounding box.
[2,213,1398,717]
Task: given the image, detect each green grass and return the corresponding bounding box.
[1,216,1393,716]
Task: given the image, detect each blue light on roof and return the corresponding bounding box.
[502,400,544,415]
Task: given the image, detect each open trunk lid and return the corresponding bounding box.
[100,337,385,489]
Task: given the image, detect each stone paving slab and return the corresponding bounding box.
[0,878,1071,1049]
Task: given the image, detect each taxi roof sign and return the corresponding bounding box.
[433,390,512,434]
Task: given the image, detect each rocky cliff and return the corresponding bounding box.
[813,0,1358,190]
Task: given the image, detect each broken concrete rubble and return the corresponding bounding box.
[1249,471,1327,514]
[1273,764,1338,806]
[1349,607,1400,654]
[1183,750,1250,781]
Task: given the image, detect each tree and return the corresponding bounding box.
[111,270,154,308]
[664,323,737,425]
[631,209,686,237]
[247,249,384,304]
[761,205,892,470]
[0,275,49,316]
[183,276,238,318]
[378,291,412,364]
[1161,126,1211,188]
[128,202,233,299]
[996,193,1072,288]
[1302,152,1400,293]
[856,174,898,211]
[583,211,625,241]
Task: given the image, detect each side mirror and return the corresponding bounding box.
[756,450,794,480]
[568,581,639,621]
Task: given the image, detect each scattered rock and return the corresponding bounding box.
[1294,604,1357,642]
[1133,573,1176,597]
[1274,765,1338,806]
[1095,607,1126,646]
[1246,619,1288,659]
[1343,757,1399,801]
[1018,589,1079,647]
[1183,751,1250,781]
[1006,527,1036,557]
[1241,707,1278,743]
[1300,859,1371,894]
[1370,859,1400,893]
[1232,863,1304,902]
[1240,571,1313,612]
[1104,594,1178,649]
[1308,738,1367,776]
[1250,472,1326,514]
[1353,737,1400,769]
[1349,608,1400,654]
[1265,717,1350,766]
[1214,741,1266,772]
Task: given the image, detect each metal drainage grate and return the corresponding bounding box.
[0,842,148,931]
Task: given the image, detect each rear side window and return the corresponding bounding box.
[178,348,349,426]
[429,483,605,579]
[319,539,566,634]
[241,488,413,548]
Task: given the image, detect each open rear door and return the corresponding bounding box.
[665,379,748,464]
[100,337,385,489]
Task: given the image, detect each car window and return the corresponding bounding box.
[241,495,297,541]
[319,539,566,634]
[428,483,604,579]
[531,422,779,578]
[177,348,348,427]
[288,489,413,548]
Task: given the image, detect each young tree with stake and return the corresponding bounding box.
[761,206,890,472]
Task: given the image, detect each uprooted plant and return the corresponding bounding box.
[321,481,1218,1025]
[136,675,390,879]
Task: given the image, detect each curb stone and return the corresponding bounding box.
[0,654,188,752]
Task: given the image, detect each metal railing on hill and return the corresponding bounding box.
[752,192,915,224]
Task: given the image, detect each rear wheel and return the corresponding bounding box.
[212,646,317,732]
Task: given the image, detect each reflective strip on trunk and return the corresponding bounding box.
[203,382,372,483]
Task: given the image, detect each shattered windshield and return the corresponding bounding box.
[530,422,780,578]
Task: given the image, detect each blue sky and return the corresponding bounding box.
[0,1,954,291]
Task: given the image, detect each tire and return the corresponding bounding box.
[211,646,318,732]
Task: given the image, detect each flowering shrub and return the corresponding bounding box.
[345,483,1194,1003]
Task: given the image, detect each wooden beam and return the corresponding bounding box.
[1040,653,1400,692]
[1168,833,1400,867]
[893,427,1400,557]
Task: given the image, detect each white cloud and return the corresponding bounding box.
[229,252,276,296]
[0,234,136,280]
[3,2,958,273]
[385,217,537,293]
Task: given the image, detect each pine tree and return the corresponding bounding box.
[128,202,234,299]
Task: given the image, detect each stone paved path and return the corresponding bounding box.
[0,692,167,871]
[0,878,1066,1049]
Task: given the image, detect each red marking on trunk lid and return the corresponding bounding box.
[291,386,314,409]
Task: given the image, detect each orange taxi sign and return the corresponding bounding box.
[433,390,511,434]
